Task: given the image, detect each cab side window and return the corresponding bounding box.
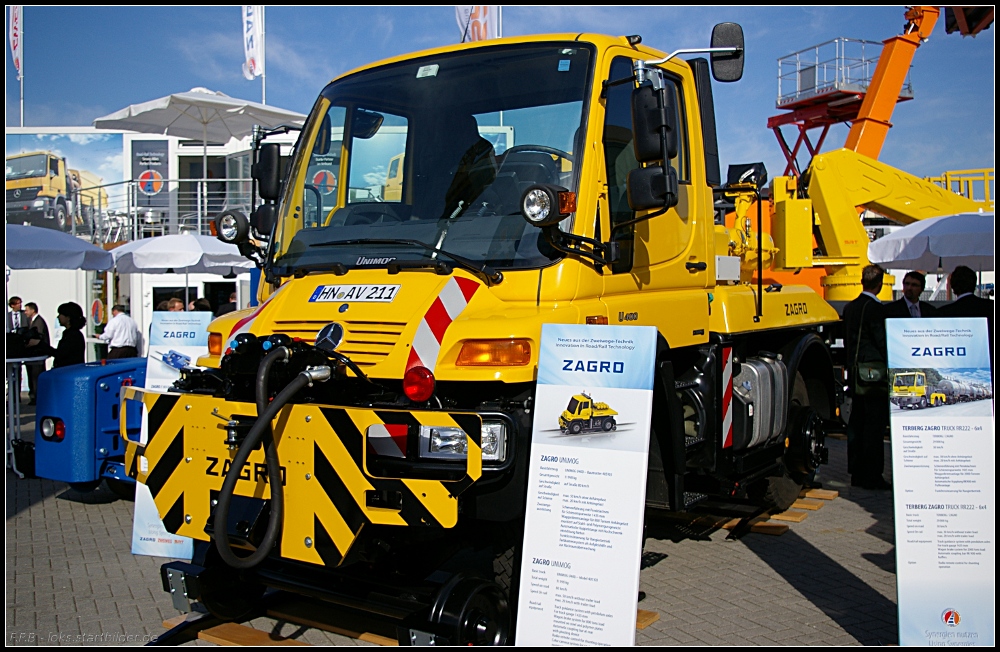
[603,56,689,273]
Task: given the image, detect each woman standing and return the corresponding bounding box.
[51,302,87,368]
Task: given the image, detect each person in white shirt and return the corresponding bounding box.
[100,305,141,359]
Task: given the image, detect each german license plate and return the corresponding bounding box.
[309,284,400,303]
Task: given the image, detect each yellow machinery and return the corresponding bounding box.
[891,371,946,409]
[558,393,618,434]
[125,25,934,643]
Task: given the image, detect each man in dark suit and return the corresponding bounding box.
[885,271,937,319]
[937,265,994,362]
[843,265,891,490]
[23,302,50,405]
[6,296,27,333]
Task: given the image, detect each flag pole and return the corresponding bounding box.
[260,5,266,105]
[19,7,24,127]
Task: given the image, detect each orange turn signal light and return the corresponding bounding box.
[456,339,532,366]
[558,191,576,215]
[586,315,608,325]
[208,332,223,356]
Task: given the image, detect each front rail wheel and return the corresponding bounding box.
[430,575,512,645]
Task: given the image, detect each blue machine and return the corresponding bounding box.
[34,358,146,495]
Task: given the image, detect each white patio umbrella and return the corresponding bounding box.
[868,211,994,272]
[110,233,254,308]
[93,88,305,226]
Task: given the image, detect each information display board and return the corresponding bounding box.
[132,311,210,559]
[887,317,994,647]
[516,324,656,646]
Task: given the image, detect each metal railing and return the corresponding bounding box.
[75,177,254,243]
[925,168,995,210]
[776,38,913,107]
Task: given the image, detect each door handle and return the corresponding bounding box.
[686,262,707,272]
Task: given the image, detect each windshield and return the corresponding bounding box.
[567,398,579,414]
[274,42,594,276]
[6,155,47,180]
[894,374,914,386]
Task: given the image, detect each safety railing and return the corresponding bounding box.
[925,168,995,210]
[776,38,913,107]
[75,177,254,244]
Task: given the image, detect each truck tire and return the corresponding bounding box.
[569,421,583,435]
[602,418,614,432]
[54,203,69,231]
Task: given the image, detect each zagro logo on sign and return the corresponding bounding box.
[163,331,197,338]
[911,347,967,357]
[562,359,625,373]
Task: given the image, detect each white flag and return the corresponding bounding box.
[8,5,22,77]
[455,6,500,42]
[241,5,264,80]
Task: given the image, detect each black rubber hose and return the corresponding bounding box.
[213,364,312,569]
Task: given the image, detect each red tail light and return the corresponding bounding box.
[403,366,435,402]
[40,418,66,442]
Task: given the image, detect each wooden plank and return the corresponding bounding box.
[636,609,660,630]
[720,515,768,530]
[197,622,310,646]
[802,488,839,501]
[770,510,809,523]
[162,613,193,629]
[749,521,789,535]
[791,498,825,511]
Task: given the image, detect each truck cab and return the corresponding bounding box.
[5,151,73,230]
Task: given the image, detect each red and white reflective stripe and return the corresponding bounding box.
[721,346,733,449]
[227,283,290,341]
[366,423,408,458]
[406,277,480,372]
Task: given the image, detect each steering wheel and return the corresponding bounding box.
[499,144,575,164]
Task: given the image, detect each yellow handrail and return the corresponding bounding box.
[925,168,995,209]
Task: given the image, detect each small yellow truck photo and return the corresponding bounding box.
[559,392,618,434]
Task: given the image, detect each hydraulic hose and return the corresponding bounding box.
[213,356,330,569]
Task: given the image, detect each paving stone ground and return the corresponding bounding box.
[6,394,897,646]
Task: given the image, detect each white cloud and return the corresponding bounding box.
[67,134,111,146]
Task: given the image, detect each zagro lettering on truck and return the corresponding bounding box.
[205,456,287,485]
[162,331,197,338]
[561,360,625,373]
[911,347,967,357]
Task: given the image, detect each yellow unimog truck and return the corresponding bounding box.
[124,24,960,644]
[558,392,618,434]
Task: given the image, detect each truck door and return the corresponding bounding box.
[597,53,710,347]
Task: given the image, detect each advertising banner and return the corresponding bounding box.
[144,311,213,392]
[455,6,500,42]
[131,482,193,559]
[887,317,994,646]
[516,324,656,646]
[131,139,169,208]
[8,6,21,76]
[241,5,264,79]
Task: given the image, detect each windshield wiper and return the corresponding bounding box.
[309,238,503,286]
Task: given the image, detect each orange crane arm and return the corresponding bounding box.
[844,6,940,159]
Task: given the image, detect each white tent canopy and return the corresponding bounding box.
[93,88,305,225]
[868,211,994,273]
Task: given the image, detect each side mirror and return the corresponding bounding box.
[250,203,278,236]
[353,109,384,140]
[626,165,678,212]
[631,84,678,163]
[253,143,282,201]
[215,210,251,245]
[710,23,744,82]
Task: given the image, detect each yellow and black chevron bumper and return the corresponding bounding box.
[121,387,482,567]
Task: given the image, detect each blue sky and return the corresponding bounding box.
[5,6,995,178]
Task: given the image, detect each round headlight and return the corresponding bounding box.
[214,210,250,244]
[41,418,55,438]
[523,188,552,224]
[219,214,239,241]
